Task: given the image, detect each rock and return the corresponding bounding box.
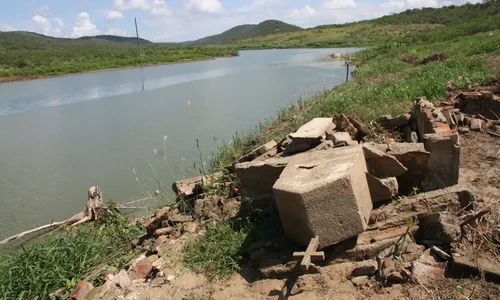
[423,133,460,192]
[413,97,453,140]
[417,212,461,244]
[327,131,354,145]
[489,124,500,133]
[234,140,278,164]
[366,173,398,203]
[285,118,336,154]
[172,176,203,199]
[431,246,451,260]
[169,214,193,223]
[249,248,268,264]
[154,227,173,237]
[143,206,170,234]
[273,146,372,248]
[402,125,418,143]
[183,222,198,233]
[386,270,409,284]
[376,143,430,195]
[110,269,132,289]
[157,242,179,258]
[377,114,411,129]
[451,254,500,283]
[411,261,444,283]
[194,197,220,219]
[333,114,359,140]
[459,91,500,119]
[458,127,470,134]
[84,281,123,300]
[151,257,164,271]
[351,260,378,277]
[399,242,425,262]
[235,157,290,214]
[347,115,370,137]
[363,143,408,178]
[351,276,370,287]
[128,257,153,281]
[331,52,342,58]
[85,264,117,282]
[70,281,94,300]
[151,235,168,251]
[470,118,483,131]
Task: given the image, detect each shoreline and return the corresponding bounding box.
[0,55,236,84]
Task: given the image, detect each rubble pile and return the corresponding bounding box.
[69,88,500,299]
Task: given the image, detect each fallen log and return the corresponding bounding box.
[0,185,110,245]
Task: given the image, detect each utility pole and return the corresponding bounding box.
[135,17,143,64]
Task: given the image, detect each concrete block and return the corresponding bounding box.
[273,146,372,248]
[366,173,398,203]
[363,143,407,178]
[235,140,278,164]
[236,157,291,214]
[285,118,335,154]
[423,133,460,191]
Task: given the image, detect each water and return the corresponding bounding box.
[0,48,360,241]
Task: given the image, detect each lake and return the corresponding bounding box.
[0,48,360,241]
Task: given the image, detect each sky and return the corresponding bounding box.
[0,0,482,42]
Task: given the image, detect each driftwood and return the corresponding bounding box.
[0,185,109,245]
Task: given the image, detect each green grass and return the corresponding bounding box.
[0,215,143,299]
[183,215,282,281]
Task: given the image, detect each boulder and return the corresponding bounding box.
[70,281,94,300]
[376,143,430,195]
[236,157,290,214]
[417,212,461,244]
[273,146,372,248]
[366,173,398,203]
[423,133,460,191]
[285,118,335,154]
[363,143,407,178]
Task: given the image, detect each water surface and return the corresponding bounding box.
[0,48,360,240]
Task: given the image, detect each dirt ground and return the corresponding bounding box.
[117,131,500,300]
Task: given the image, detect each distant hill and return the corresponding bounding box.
[0,31,152,48]
[77,35,152,44]
[189,20,302,46]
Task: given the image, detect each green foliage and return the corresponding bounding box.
[0,32,238,78]
[189,20,302,46]
[0,215,142,299]
[183,215,282,281]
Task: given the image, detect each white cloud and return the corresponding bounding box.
[407,0,438,7]
[114,0,150,11]
[286,5,316,26]
[72,12,101,37]
[380,0,406,9]
[34,4,52,16]
[184,0,222,14]
[237,0,281,12]
[31,14,52,35]
[150,0,171,16]
[53,17,65,28]
[103,28,128,36]
[105,10,124,22]
[321,0,357,9]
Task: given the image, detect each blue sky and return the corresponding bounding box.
[0,0,480,42]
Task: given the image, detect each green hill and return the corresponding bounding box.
[189,20,302,46]
[77,35,152,44]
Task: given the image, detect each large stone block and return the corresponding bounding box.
[413,97,453,140]
[363,143,407,178]
[285,118,335,154]
[236,157,291,214]
[423,133,460,191]
[273,146,372,248]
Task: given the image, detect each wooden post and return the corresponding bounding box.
[346,61,350,82]
[134,17,142,64]
[293,237,325,271]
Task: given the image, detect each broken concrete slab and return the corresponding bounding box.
[234,140,278,164]
[423,133,460,191]
[285,118,335,154]
[236,157,290,214]
[375,143,430,195]
[366,173,398,203]
[363,143,407,178]
[172,176,203,199]
[273,146,372,248]
[451,254,500,283]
